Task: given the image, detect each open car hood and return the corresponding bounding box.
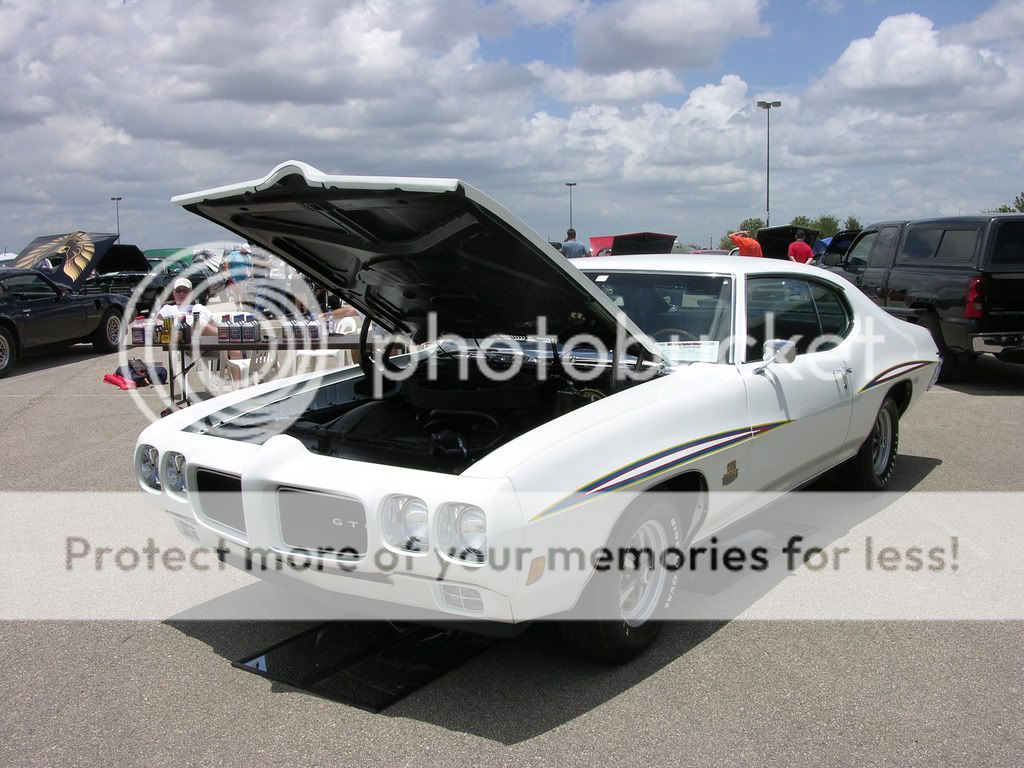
[173,161,661,358]
[14,232,120,290]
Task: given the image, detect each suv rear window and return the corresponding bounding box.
[935,229,979,263]
[901,228,941,260]
[991,221,1024,266]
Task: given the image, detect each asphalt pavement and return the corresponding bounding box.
[0,347,1021,766]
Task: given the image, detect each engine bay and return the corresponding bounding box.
[282,354,615,473]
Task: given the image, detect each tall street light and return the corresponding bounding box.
[756,100,781,226]
[564,182,577,230]
[111,196,122,239]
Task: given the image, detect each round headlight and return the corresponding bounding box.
[382,495,429,552]
[165,452,187,495]
[138,445,160,490]
[456,506,486,555]
[439,503,486,562]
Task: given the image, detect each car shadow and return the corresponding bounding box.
[4,343,111,379]
[166,454,941,743]
[939,355,1024,396]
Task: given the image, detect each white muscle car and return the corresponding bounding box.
[136,162,940,662]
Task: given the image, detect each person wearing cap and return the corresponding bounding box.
[787,229,814,264]
[156,277,218,335]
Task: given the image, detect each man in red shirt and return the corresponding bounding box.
[728,230,762,257]
[788,229,814,263]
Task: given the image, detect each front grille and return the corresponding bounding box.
[278,488,367,557]
[195,469,245,533]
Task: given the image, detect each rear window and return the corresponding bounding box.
[990,221,1024,266]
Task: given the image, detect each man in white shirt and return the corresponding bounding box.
[156,277,218,335]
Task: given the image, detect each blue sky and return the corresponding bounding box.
[1,0,1022,252]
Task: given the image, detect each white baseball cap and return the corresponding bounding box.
[172,277,193,291]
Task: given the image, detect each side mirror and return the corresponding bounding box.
[755,339,796,374]
[822,252,842,267]
[843,260,865,274]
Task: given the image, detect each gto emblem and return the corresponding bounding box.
[332,518,360,528]
[722,460,739,487]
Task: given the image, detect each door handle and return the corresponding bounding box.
[833,367,853,390]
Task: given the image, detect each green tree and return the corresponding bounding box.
[843,215,863,230]
[812,215,840,238]
[993,192,1024,213]
[789,215,813,229]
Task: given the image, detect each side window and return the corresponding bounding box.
[901,228,941,260]
[935,228,979,263]
[745,278,818,362]
[3,274,58,300]
[809,282,852,349]
[845,231,877,269]
[867,226,899,268]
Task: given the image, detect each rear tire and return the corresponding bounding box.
[560,492,691,664]
[92,308,122,353]
[0,326,17,378]
[845,396,899,490]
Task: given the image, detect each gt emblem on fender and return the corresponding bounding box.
[722,460,739,487]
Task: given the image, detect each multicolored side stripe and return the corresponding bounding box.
[529,421,789,522]
[859,360,934,393]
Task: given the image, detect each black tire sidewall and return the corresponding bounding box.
[857,397,899,490]
[0,326,16,377]
[93,309,122,353]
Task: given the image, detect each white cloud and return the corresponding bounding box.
[945,0,1024,46]
[575,0,766,74]
[502,0,584,25]
[527,62,683,102]
[810,14,1017,112]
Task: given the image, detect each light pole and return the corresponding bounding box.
[110,196,122,239]
[564,182,577,230]
[756,100,781,226]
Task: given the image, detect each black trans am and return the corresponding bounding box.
[1,232,130,377]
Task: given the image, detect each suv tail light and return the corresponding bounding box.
[964,277,984,319]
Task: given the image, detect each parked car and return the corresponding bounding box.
[810,229,861,267]
[0,266,126,377]
[821,215,1024,379]
[136,162,939,662]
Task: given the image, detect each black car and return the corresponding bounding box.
[0,267,126,377]
[755,225,821,260]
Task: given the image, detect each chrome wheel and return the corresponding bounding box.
[871,406,894,476]
[619,518,669,626]
[105,314,122,345]
[0,334,9,371]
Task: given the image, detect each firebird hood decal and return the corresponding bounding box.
[529,421,789,522]
[14,231,120,290]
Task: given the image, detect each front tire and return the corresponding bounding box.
[0,326,17,378]
[92,309,122,353]
[845,396,900,490]
[560,492,690,664]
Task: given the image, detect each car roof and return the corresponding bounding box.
[576,253,834,278]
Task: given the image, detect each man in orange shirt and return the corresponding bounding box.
[728,230,763,257]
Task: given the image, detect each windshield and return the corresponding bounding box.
[581,270,734,363]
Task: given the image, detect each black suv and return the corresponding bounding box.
[823,215,1024,379]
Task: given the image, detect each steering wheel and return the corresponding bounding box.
[651,328,697,342]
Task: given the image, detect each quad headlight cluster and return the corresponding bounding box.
[136,446,188,496]
[382,496,487,562]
